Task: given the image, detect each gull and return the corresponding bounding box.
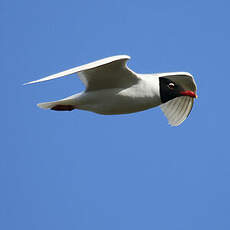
[24,55,197,126]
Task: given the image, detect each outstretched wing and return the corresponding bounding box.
[24,55,139,91]
[160,96,194,126]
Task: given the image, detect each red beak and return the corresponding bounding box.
[180,90,197,98]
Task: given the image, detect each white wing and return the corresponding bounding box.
[160,96,194,126]
[24,55,139,91]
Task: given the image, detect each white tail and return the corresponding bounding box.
[37,97,77,111]
[37,101,58,109]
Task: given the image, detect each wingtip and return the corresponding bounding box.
[23,78,52,85]
[23,80,38,86]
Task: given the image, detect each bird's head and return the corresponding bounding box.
[158,72,197,126]
[159,72,197,103]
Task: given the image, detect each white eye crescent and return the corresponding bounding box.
[168,82,175,89]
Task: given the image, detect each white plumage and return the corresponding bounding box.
[24,55,197,126]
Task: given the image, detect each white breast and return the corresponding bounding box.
[76,74,161,115]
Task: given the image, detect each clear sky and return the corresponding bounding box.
[2,0,230,229]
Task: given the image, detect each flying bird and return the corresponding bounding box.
[24,55,197,126]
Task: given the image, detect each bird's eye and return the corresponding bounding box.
[168,82,175,89]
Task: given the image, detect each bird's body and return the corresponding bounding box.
[24,55,197,126]
[50,74,160,115]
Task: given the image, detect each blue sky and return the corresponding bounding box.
[2,0,230,229]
